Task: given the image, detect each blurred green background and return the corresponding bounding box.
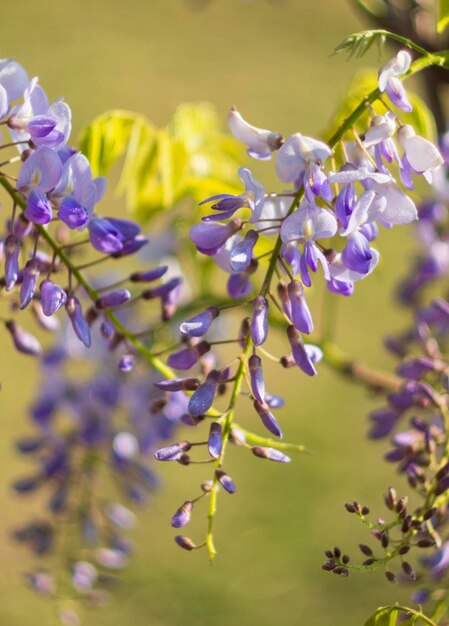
[0,1,423,624]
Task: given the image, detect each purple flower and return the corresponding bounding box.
[154,378,200,392]
[378,50,412,112]
[17,147,62,192]
[167,341,210,370]
[276,133,332,188]
[5,320,42,356]
[4,234,20,291]
[129,266,168,282]
[286,325,317,376]
[249,354,265,404]
[20,259,40,309]
[154,441,192,461]
[179,306,219,337]
[287,280,314,334]
[215,469,236,494]
[95,289,131,310]
[25,189,53,224]
[201,168,264,222]
[250,296,268,346]
[65,297,91,347]
[190,219,243,256]
[341,232,372,275]
[171,501,193,528]
[88,217,141,254]
[229,230,259,272]
[40,279,67,316]
[253,400,283,438]
[208,422,222,459]
[188,370,220,416]
[252,447,291,463]
[118,354,135,372]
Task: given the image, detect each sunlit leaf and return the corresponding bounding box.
[79,103,243,223]
[438,0,449,33]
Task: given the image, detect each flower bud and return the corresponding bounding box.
[251,446,291,463]
[250,296,268,346]
[180,306,219,338]
[208,422,223,459]
[215,469,236,494]
[65,297,91,347]
[171,501,193,528]
[5,320,42,356]
[154,441,192,461]
[95,289,131,309]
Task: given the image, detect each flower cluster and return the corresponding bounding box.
[321,93,449,619]
[151,50,445,556]
[0,59,183,357]
[14,328,187,624]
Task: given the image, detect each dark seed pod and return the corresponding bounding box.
[175,536,196,551]
[381,532,389,549]
[345,503,356,514]
[333,547,341,559]
[401,514,412,534]
[417,538,435,548]
[324,550,334,559]
[395,496,408,514]
[358,544,373,557]
[384,486,398,510]
[322,560,336,571]
[362,558,376,566]
[398,545,410,555]
[341,554,350,565]
[401,562,416,580]
[423,508,437,521]
[385,570,396,583]
[361,506,370,516]
[332,567,349,577]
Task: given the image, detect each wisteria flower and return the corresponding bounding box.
[227,106,282,159]
[378,50,413,112]
[200,167,264,222]
[276,133,332,200]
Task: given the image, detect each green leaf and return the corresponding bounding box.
[78,102,243,224]
[364,606,436,626]
[333,30,386,60]
[438,0,449,33]
[364,607,398,626]
[79,110,155,177]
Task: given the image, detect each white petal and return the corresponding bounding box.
[328,167,392,185]
[228,107,276,157]
[363,113,396,148]
[280,203,337,243]
[214,234,243,273]
[402,135,444,173]
[275,133,331,183]
[371,182,417,226]
[340,190,376,236]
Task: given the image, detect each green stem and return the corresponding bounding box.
[206,336,252,560]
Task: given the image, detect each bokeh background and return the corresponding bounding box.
[0,1,424,624]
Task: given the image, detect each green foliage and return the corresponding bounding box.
[325,69,437,142]
[333,30,386,60]
[364,606,436,626]
[79,103,243,223]
[438,0,449,34]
